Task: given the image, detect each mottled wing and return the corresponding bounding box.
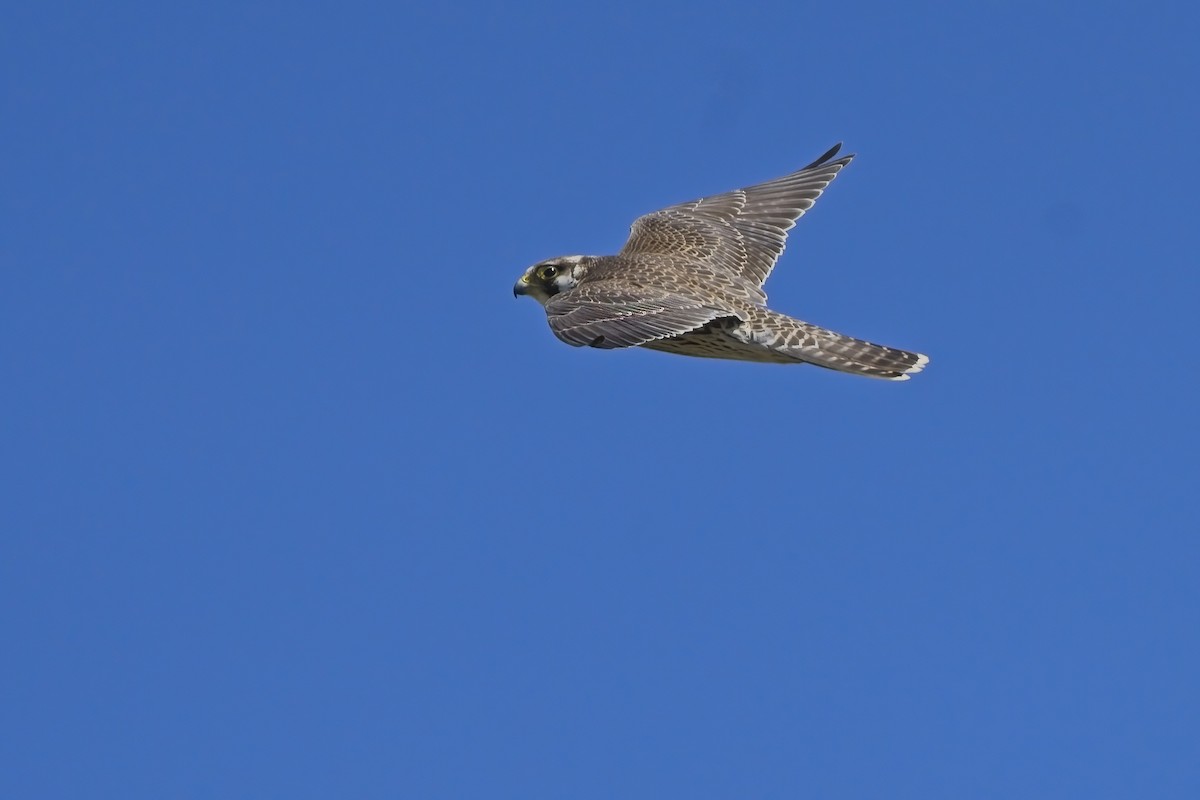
[619,144,853,301]
[544,283,734,349]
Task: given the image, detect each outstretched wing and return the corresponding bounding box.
[544,284,734,349]
[619,144,853,302]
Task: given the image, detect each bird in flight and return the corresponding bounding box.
[513,144,928,380]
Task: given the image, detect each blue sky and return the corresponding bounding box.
[3,1,1198,797]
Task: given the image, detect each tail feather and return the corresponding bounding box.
[802,332,929,380]
[749,310,929,380]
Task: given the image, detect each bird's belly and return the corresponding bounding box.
[641,321,796,363]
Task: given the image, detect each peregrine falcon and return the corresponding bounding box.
[513,144,928,380]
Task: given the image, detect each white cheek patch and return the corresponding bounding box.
[550,275,578,293]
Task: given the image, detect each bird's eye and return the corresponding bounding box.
[539,265,559,280]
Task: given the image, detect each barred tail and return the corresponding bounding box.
[756,311,929,381]
[802,329,929,380]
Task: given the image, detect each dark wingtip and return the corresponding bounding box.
[803,142,853,171]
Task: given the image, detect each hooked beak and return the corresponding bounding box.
[513,276,530,298]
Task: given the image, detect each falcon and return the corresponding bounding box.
[513,144,928,380]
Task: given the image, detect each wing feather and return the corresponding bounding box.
[619,144,853,299]
[544,284,733,349]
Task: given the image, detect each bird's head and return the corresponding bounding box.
[513,256,589,305]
